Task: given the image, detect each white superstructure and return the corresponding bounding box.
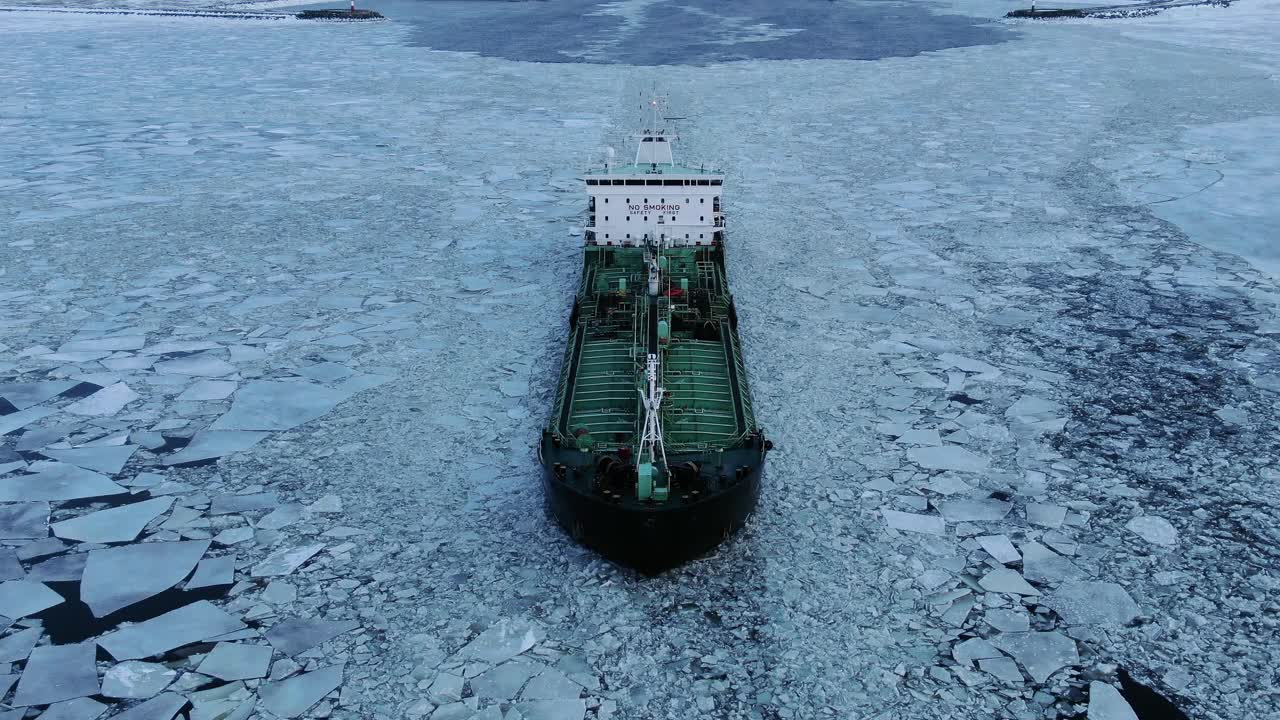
[583,97,725,248]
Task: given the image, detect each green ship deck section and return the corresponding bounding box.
[551,245,756,454]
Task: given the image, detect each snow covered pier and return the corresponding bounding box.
[1008,0,1231,19]
[0,6,384,21]
[0,5,294,20]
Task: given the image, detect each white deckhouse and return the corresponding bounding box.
[583,99,724,248]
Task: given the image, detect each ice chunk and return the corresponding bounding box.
[952,637,1002,666]
[1089,681,1139,720]
[472,660,541,699]
[12,643,99,706]
[0,627,41,663]
[265,617,359,656]
[1046,582,1140,626]
[108,692,187,720]
[978,568,1040,596]
[881,508,945,535]
[0,380,76,410]
[261,581,296,604]
[258,664,343,718]
[0,549,21,581]
[295,363,353,383]
[186,554,235,590]
[101,661,177,699]
[210,492,278,515]
[420,674,460,705]
[257,503,306,530]
[0,580,65,618]
[252,543,323,577]
[0,501,50,539]
[515,700,586,720]
[163,431,269,466]
[1125,515,1178,546]
[992,631,1078,683]
[31,697,107,720]
[1020,540,1084,583]
[51,497,173,544]
[522,666,583,696]
[60,336,145,353]
[81,540,210,617]
[1026,502,1067,528]
[27,552,88,583]
[175,380,237,402]
[895,428,941,446]
[213,527,255,546]
[98,601,246,660]
[228,295,293,315]
[908,445,989,472]
[461,619,545,664]
[0,462,127,501]
[984,608,1031,632]
[938,499,1011,522]
[197,642,272,680]
[0,406,55,436]
[211,380,352,431]
[153,354,236,377]
[977,535,1020,564]
[64,383,140,416]
[979,657,1024,683]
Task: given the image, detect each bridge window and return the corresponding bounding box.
[700,198,704,203]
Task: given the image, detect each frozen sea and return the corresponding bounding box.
[1,1,1279,719]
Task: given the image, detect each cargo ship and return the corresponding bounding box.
[539,98,770,573]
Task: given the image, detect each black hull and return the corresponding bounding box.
[540,462,763,574]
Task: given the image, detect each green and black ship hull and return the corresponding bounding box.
[540,242,769,573]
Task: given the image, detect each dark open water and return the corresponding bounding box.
[302,0,1011,65]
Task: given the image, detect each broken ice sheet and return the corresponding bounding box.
[153,354,236,377]
[1125,515,1178,546]
[186,555,235,589]
[938,498,1011,522]
[210,491,278,515]
[0,627,41,663]
[12,642,99,706]
[252,543,323,578]
[98,600,246,660]
[258,664,343,718]
[1046,582,1140,626]
[210,380,352,431]
[108,692,187,720]
[31,697,107,720]
[472,661,542,700]
[1089,681,1139,720]
[992,631,1078,683]
[881,508,945,536]
[197,642,272,681]
[81,540,210,617]
[515,700,587,720]
[0,580,64,618]
[0,380,76,410]
[101,660,177,699]
[64,382,140,416]
[907,445,989,472]
[978,568,1040,596]
[985,608,1031,633]
[175,380,237,402]
[0,501,50,539]
[266,617,360,656]
[51,497,174,543]
[977,535,1020,564]
[162,430,269,466]
[0,462,127,501]
[0,406,55,436]
[461,619,546,664]
[40,444,138,475]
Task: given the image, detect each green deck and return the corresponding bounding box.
[550,245,756,454]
